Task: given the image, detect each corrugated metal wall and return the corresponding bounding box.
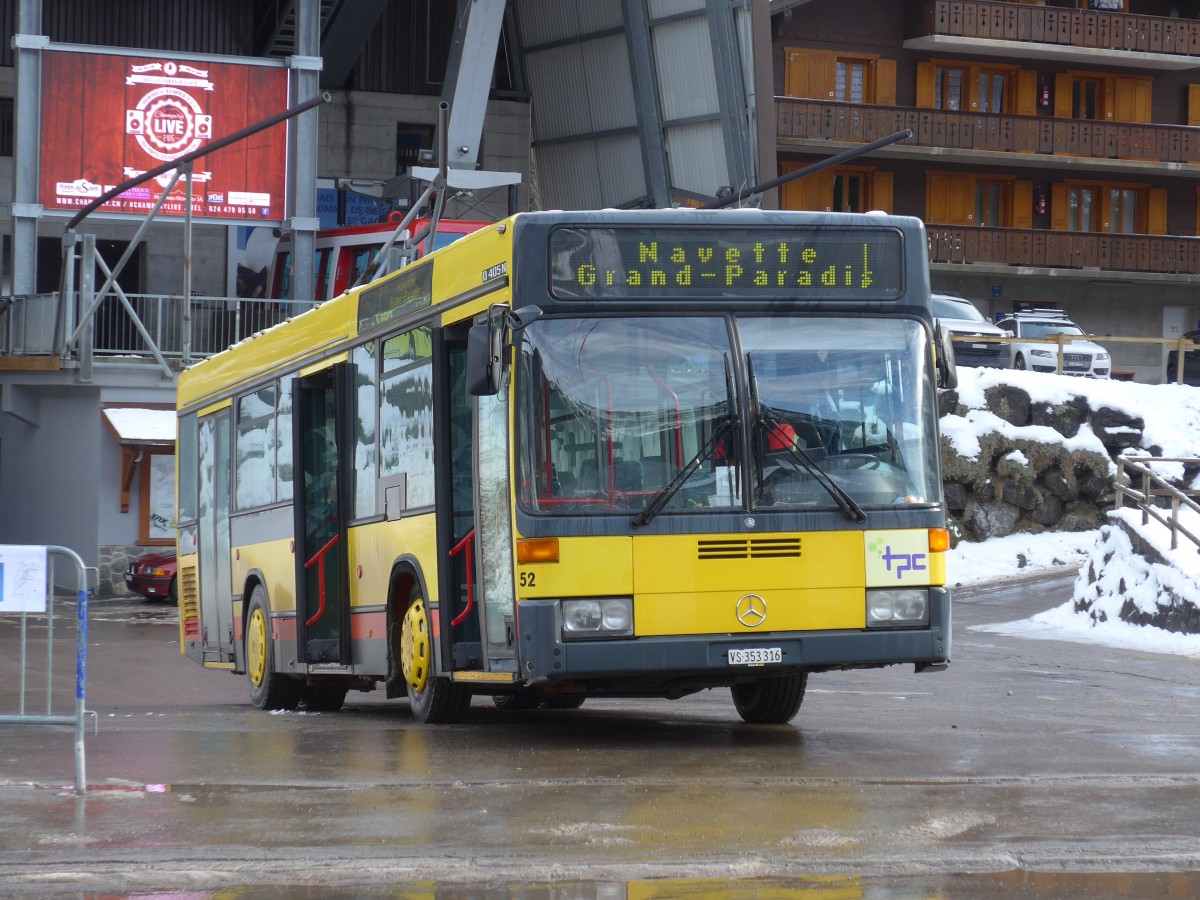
[0,1,519,98]
[3,0,256,64]
[515,0,757,210]
[516,0,646,209]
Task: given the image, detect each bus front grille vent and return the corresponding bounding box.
[697,538,801,560]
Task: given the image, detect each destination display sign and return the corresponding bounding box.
[548,226,904,301]
[358,260,434,332]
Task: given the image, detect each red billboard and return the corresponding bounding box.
[39,48,290,223]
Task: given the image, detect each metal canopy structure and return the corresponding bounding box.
[512,0,770,210]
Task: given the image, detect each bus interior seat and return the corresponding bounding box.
[612,459,643,492]
[556,470,576,495]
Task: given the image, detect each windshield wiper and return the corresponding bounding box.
[746,354,867,524]
[631,355,739,528]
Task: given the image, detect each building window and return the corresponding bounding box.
[1054,72,1152,123]
[0,98,12,157]
[1052,181,1164,234]
[975,179,1006,228]
[140,451,176,545]
[396,123,435,174]
[835,58,868,104]
[784,49,895,106]
[782,164,893,214]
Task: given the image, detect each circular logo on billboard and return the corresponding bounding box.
[127,87,212,162]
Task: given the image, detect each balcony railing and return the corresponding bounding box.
[921,0,1200,58]
[927,225,1200,276]
[0,292,307,364]
[776,98,1200,165]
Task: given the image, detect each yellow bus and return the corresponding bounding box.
[176,209,956,724]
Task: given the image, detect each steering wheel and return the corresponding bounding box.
[827,453,883,471]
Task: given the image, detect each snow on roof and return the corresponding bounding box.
[102,407,176,445]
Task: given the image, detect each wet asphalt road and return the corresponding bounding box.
[1,570,1199,897]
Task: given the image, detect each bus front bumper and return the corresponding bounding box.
[515,588,951,689]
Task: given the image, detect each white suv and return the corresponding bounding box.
[995,309,1111,378]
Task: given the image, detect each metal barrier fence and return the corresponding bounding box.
[0,291,307,362]
[0,545,93,795]
[1115,457,1200,554]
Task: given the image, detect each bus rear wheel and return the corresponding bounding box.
[246,585,303,711]
[400,588,471,724]
[730,673,807,725]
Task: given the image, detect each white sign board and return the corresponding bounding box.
[0,545,48,613]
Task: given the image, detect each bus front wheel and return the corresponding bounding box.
[730,673,807,725]
[400,587,471,724]
[246,585,303,711]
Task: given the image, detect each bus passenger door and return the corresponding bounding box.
[293,367,351,666]
[438,334,516,675]
[197,411,234,662]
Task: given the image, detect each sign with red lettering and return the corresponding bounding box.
[39,47,290,223]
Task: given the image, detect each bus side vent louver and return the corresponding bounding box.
[180,564,201,638]
[697,538,801,560]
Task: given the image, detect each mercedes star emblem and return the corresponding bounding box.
[736,593,767,627]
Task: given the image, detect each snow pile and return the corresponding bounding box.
[949,366,1200,487]
[944,368,1200,657]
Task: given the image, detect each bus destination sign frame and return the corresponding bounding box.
[548,225,904,302]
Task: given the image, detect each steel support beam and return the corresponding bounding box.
[623,0,671,209]
[707,0,756,200]
[12,0,45,297]
[441,0,507,171]
[288,0,322,307]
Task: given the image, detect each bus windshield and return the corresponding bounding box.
[516,315,940,517]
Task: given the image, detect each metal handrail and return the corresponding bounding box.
[1115,456,1200,554]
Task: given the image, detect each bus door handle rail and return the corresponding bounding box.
[449,528,476,627]
[303,533,339,627]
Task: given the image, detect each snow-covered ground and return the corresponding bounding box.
[945,367,1200,659]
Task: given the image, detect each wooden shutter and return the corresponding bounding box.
[1053,73,1073,119]
[875,59,896,106]
[1016,70,1037,117]
[784,49,809,99]
[1112,77,1151,123]
[1050,183,1069,231]
[950,176,973,226]
[871,171,893,214]
[927,174,950,224]
[1148,188,1167,235]
[1189,85,1200,127]
[916,61,937,109]
[810,51,835,100]
[1012,180,1033,230]
[781,164,804,208]
[808,171,834,211]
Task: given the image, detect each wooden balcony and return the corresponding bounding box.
[927,225,1200,277]
[916,0,1200,60]
[776,98,1200,166]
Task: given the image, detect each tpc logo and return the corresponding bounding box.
[867,538,926,580]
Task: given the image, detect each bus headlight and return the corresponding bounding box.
[561,598,634,639]
[866,589,929,627]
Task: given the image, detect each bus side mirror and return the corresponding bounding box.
[934,321,958,390]
[466,304,543,396]
[467,317,504,396]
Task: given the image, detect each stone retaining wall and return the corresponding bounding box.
[937,382,1186,543]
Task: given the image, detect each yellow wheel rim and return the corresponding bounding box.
[247,606,268,688]
[400,598,430,693]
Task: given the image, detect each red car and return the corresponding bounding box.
[125,550,178,602]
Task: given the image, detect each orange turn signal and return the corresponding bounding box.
[517,538,560,564]
[928,528,951,553]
